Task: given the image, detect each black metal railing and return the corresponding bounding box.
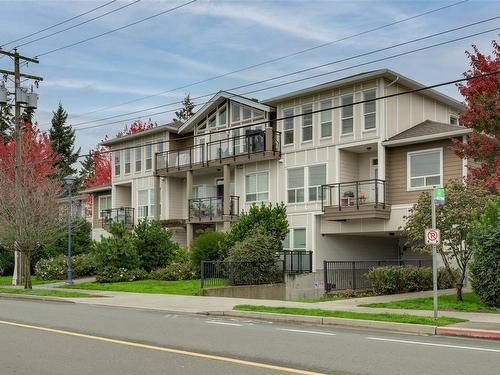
[321,179,386,211]
[155,129,281,172]
[201,261,284,288]
[101,207,135,228]
[188,196,239,221]
[279,251,313,274]
[323,259,432,292]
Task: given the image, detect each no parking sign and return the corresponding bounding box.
[425,228,440,245]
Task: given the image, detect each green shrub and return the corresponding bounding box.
[367,266,434,295]
[438,267,459,289]
[190,231,226,273]
[226,227,282,285]
[34,253,97,280]
[150,262,195,281]
[470,197,500,307]
[0,248,14,276]
[133,219,179,272]
[42,218,92,258]
[93,236,140,271]
[96,267,148,283]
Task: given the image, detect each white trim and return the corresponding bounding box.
[383,129,472,147]
[362,88,377,131]
[406,147,443,191]
[340,94,354,136]
[98,195,112,219]
[244,171,270,203]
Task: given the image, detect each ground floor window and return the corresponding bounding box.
[138,189,155,218]
[282,228,306,251]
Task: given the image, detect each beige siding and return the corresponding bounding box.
[339,150,358,182]
[386,139,463,205]
[92,191,111,229]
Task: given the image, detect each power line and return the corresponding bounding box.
[71,0,470,118]
[69,15,498,128]
[14,1,142,49]
[34,0,198,58]
[0,0,118,48]
[71,26,500,132]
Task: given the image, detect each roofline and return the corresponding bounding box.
[80,184,112,194]
[382,128,472,147]
[101,124,180,146]
[263,69,465,111]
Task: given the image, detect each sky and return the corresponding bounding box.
[0,0,498,155]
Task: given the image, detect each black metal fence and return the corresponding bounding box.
[101,207,135,228]
[324,259,432,292]
[188,196,239,221]
[279,251,313,274]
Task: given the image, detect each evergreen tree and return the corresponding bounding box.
[49,103,81,189]
[21,107,35,124]
[173,94,194,122]
[0,103,13,142]
[79,150,95,183]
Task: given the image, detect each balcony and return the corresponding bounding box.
[188,196,239,223]
[156,128,281,175]
[101,207,135,228]
[321,179,391,221]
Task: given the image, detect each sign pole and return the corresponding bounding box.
[431,194,438,320]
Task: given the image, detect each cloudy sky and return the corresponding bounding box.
[0,0,498,154]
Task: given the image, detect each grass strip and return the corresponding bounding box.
[0,276,61,286]
[233,305,466,326]
[0,288,100,298]
[360,293,499,313]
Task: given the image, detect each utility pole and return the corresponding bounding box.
[0,49,42,286]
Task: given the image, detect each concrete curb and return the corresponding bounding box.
[0,293,75,304]
[207,310,437,335]
[436,327,500,340]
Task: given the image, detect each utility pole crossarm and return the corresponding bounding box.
[0,69,43,81]
[0,49,39,64]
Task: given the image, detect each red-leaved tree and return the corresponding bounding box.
[452,41,500,191]
[116,119,157,138]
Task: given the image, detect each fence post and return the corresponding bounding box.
[323,260,328,292]
[200,261,205,289]
[352,261,356,290]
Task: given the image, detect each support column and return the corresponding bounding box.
[223,165,231,232]
[186,170,194,247]
[154,175,161,220]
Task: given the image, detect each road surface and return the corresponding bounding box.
[0,298,499,374]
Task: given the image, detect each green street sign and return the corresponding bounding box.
[433,187,445,205]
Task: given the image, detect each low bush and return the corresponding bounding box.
[96,267,149,283]
[190,231,226,273]
[150,262,195,281]
[93,235,140,271]
[35,253,97,280]
[438,267,459,289]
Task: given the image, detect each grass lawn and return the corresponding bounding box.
[0,287,99,298]
[62,279,201,296]
[359,293,499,313]
[292,296,349,303]
[233,305,466,326]
[0,276,60,286]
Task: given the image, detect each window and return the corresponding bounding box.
[114,151,120,176]
[283,108,294,145]
[242,106,252,121]
[320,100,332,138]
[135,145,142,172]
[283,228,306,251]
[98,195,111,218]
[124,149,131,174]
[450,115,458,125]
[231,103,241,122]
[301,104,313,142]
[218,107,227,126]
[341,94,354,134]
[245,172,269,202]
[252,109,264,119]
[138,189,155,218]
[208,114,216,128]
[157,140,164,153]
[309,164,326,201]
[363,89,376,130]
[145,143,152,170]
[288,167,304,203]
[408,149,442,190]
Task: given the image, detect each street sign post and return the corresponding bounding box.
[430,187,445,319]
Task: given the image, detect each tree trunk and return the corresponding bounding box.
[456,284,463,301]
[23,255,32,290]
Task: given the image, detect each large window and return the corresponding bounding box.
[341,94,354,135]
[309,164,326,201]
[114,151,120,176]
[135,145,142,172]
[288,167,304,203]
[320,100,332,138]
[245,172,269,202]
[283,108,294,145]
[138,189,155,218]
[301,104,313,142]
[145,143,153,170]
[363,89,376,130]
[98,195,112,218]
[124,149,131,174]
[283,228,306,251]
[407,148,442,190]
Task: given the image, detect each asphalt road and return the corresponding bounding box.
[0,299,499,375]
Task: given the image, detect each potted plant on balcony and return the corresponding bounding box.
[342,190,355,206]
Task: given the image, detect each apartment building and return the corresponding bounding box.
[85,69,469,271]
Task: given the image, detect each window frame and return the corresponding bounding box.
[407,148,443,191]
[137,189,155,218]
[124,149,131,174]
[283,228,307,251]
[320,99,332,139]
[114,151,121,176]
[362,89,377,131]
[145,142,153,171]
[449,114,458,125]
[283,108,294,145]
[98,195,112,219]
[135,144,142,173]
[287,167,305,204]
[341,94,354,135]
[308,164,327,202]
[245,171,269,203]
[301,104,313,143]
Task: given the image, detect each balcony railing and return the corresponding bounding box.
[101,207,135,228]
[156,129,281,172]
[321,179,386,211]
[188,196,239,221]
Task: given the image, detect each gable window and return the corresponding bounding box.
[98,195,112,218]
[138,189,155,218]
[450,115,458,125]
[288,167,304,203]
[341,94,354,135]
[320,100,332,138]
[114,151,120,176]
[301,104,313,142]
[124,149,131,174]
[407,148,442,190]
[242,106,252,121]
[218,107,227,127]
[208,114,216,128]
[231,103,241,122]
[363,89,376,130]
[309,164,326,201]
[145,143,153,170]
[245,172,269,202]
[135,145,142,172]
[283,108,294,145]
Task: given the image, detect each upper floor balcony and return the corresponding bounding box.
[188,196,239,223]
[155,128,281,176]
[321,179,391,221]
[101,207,135,229]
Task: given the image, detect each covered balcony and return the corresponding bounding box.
[101,207,135,228]
[321,179,391,220]
[155,128,281,176]
[188,196,239,223]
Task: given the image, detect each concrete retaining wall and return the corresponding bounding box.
[201,283,286,300]
[285,271,325,300]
